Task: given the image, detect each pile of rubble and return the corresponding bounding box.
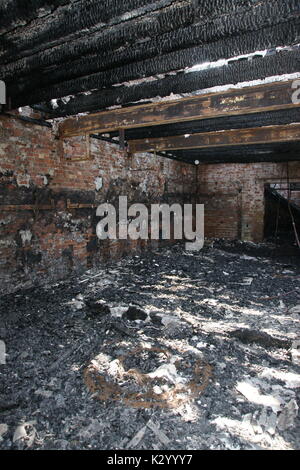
[0,240,299,450]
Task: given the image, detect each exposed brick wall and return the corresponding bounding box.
[197,161,300,242]
[2,112,300,295]
[0,114,196,294]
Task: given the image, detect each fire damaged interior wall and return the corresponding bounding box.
[0,114,196,295]
[2,112,300,295]
[196,161,300,242]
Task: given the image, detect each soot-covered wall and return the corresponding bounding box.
[2,112,300,295]
[0,114,196,295]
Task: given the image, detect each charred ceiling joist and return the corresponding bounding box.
[1,0,300,166]
[35,48,300,118]
[0,0,276,63]
[2,0,298,79]
[8,28,300,111]
[0,0,71,32]
[2,0,300,110]
[1,0,180,61]
[4,15,300,106]
[6,18,299,100]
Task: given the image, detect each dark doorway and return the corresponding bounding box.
[264,182,300,244]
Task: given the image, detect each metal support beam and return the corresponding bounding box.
[128,124,300,153]
[59,80,300,138]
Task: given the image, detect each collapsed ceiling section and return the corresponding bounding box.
[1,0,300,163]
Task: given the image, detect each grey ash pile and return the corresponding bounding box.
[0,240,299,450]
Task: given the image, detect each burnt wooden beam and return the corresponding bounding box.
[3,0,299,101]
[3,0,298,76]
[34,48,300,117]
[128,124,300,153]
[4,12,299,88]
[0,0,195,64]
[1,1,180,62]
[0,0,70,33]
[58,80,300,138]
[7,25,300,107]
[67,199,98,209]
[118,129,126,151]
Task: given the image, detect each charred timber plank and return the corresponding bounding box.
[0,1,178,61]
[0,0,70,33]
[39,48,300,117]
[6,19,300,99]
[1,0,259,42]
[128,124,300,153]
[0,1,195,64]
[3,0,297,82]
[58,80,300,138]
[2,0,299,81]
[0,0,260,65]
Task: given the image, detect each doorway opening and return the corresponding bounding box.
[264,182,300,245]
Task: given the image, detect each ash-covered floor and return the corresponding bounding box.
[0,241,299,450]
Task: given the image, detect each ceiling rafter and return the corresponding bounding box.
[1,1,300,166]
[32,47,300,118]
[3,0,297,80]
[1,0,183,61]
[2,1,300,106]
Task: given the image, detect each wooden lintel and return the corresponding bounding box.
[67,199,98,209]
[128,123,300,153]
[0,200,55,212]
[59,80,300,138]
